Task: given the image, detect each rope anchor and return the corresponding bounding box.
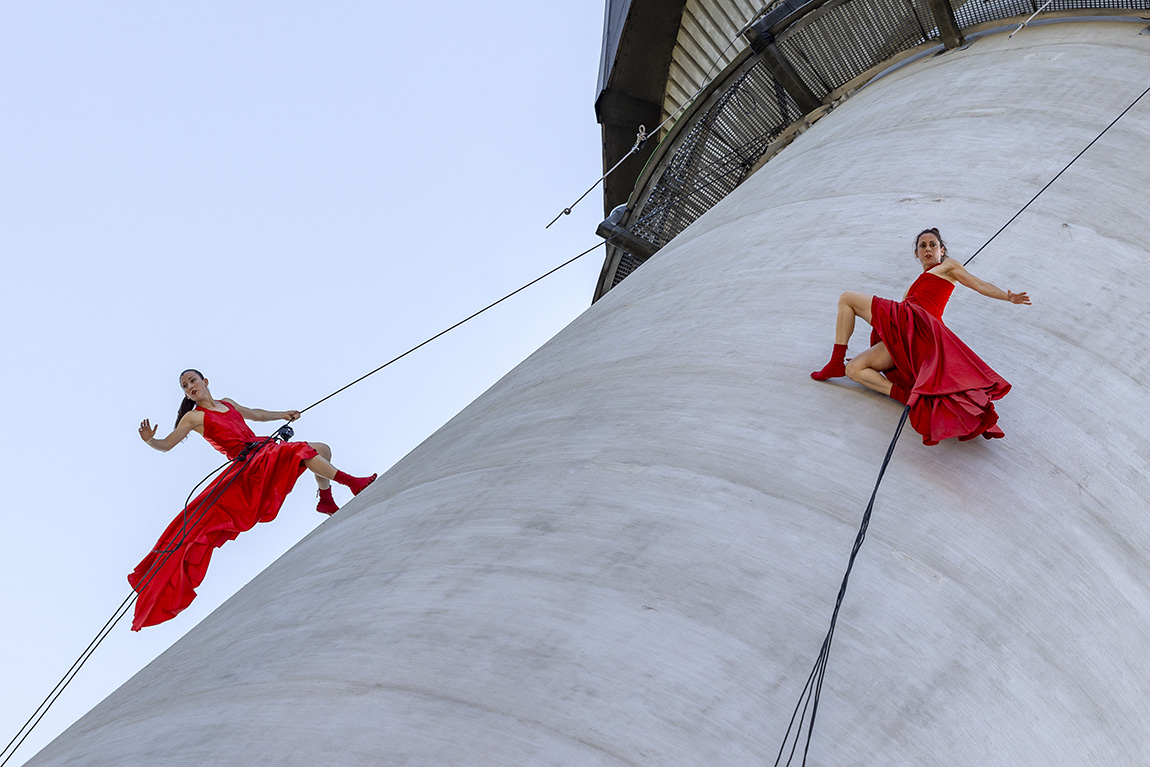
[545,124,649,229]
[633,124,648,150]
[1008,0,1055,38]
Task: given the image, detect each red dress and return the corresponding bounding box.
[870,272,1011,446]
[128,403,318,630]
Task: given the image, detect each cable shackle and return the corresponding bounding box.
[545,124,650,229]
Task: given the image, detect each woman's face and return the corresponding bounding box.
[179,370,209,401]
[915,233,945,268]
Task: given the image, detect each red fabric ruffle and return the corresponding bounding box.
[129,405,318,630]
[870,295,1010,446]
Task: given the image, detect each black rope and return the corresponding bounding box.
[964,80,1150,267]
[299,240,605,415]
[545,19,751,229]
[774,405,911,767]
[0,243,606,767]
[8,63,1146,767]
[546,135,646,229]
[0,591,132,767]
[4,101,719,767]
[0,431,290,767]
[148,459,236,555]
[151,427,290,556]
[774,77,1150,764]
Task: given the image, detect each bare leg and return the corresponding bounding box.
[834,291,874,344]
[812,292,875,380]
[304,442,334,488]
[845,343,896,395]
[304,440,377,496]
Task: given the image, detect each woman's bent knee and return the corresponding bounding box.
[309,441,332,460]
[844,358,867,382]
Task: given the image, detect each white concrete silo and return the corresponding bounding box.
[21,17,1150,767]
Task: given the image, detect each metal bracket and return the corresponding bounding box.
[925,0,965,48]
[596,205,660,261]
[744,20,823,116]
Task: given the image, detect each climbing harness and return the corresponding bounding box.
[6,46,1148,767]
[152,423,296,556]
[0,241,608,767]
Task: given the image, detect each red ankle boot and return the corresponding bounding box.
[811,344,848,380]
[316,487,339,515]
[334,471,377,496]
[889,384,911,404]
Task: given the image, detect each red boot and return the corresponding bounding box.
[316,487,339,515]
[811,344,848,380]
[334,471,377,496]
[889,384,911,404]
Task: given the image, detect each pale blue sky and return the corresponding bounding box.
[0,3,608,760]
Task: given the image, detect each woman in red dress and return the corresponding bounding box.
[810,228,1031,445]
[129,368,376,630]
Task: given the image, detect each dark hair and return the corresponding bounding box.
[175,369,205,429]
[914,228,948,260]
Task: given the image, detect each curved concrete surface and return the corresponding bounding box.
[25,22,1150,767]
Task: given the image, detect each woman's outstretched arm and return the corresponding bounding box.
[139,411,203,452]
[223,398,300,423]
[944,261,1031,305]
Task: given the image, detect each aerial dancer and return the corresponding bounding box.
[129,368,377,630]
[810,228,1031,445]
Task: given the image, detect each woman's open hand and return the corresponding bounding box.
[1007,290,1031,305]
[139,419,158,443]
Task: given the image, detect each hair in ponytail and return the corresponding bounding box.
[175,369,206,429]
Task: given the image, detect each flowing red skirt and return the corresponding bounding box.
[128,440,317,630]
[870,296,1010,446]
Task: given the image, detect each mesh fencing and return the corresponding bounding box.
[601,0,1149,296]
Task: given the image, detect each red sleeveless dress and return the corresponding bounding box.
[870,272,1011,446]
[128,403,318,630]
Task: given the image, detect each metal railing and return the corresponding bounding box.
[595,0,1150,300]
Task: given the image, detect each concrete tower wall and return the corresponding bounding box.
[26,22,1150,766]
